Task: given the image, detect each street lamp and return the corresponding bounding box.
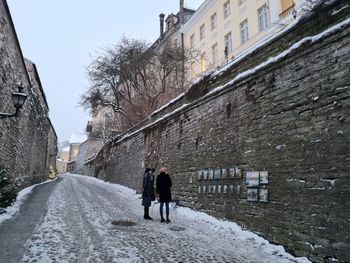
[0,85,28,119]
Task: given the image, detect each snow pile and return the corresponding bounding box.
[175,207,311,263]
[0,180,54,224]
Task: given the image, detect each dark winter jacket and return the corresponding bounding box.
[142,172,155,207]
[156,172,172,203]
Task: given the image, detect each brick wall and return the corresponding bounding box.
[0,1,57,189]
[86,2,350,262]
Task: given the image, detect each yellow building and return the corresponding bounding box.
[56,146,69,174]
[182,0,296,79]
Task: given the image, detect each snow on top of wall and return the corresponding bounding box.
[151,92,186,116]
[69,133,87,144]
[207,16,350,99]
[295,0,335,16]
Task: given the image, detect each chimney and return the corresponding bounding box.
[159,13,165,39]
[179,0,184,24]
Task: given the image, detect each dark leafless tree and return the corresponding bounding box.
[80,37,196,132]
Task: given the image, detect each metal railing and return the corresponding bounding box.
[279,4,295,19]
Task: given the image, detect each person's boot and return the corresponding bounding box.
[161,216,165,223]
[144,207,152,220]
[166,216,171,223]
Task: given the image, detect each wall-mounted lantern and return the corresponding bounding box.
[292,9,297,19]
[0,85,28,119]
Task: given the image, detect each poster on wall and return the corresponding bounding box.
[212,185,216,193]
[223,185,227,193]
[208,170,214,180]
[198,186,201,193]
[202,186,206,193]
[197,171,203,181]
[259,189,268,202]
[222,169,228,178]
[203,170,208,180]
[247,188,258,201]
[214,169,222,180]
[246,171,260,187]
[235,167,242,178]
[229,168,235,178]
[208,185,212,193]
[217,185,222,193]
[259,171,268,184]
[189,174,193,184]
[230,185,235,193]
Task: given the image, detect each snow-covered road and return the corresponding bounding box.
[19,174,310,263]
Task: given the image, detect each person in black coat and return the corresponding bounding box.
[142,168,155,220]
[156,167,172,223]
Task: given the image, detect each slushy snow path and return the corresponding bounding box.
[21,174,310,263]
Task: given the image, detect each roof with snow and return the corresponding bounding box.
[69,133,87,144]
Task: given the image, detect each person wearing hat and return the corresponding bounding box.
[142,168,155,220]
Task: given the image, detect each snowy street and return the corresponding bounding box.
[0,174,310,263]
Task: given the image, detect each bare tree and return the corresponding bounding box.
[80,36,194,132]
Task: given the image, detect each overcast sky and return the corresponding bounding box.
[7,0,203,142]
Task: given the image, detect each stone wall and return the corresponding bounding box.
[0,1,57,189]
[72,137,103,175]
[85,2,350,262]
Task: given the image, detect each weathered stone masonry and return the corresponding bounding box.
[0,0,57,188]
[87,2,350,262]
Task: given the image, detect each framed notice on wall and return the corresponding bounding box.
[246,171,259,187]
[222,169,228,179]
[214,169,222,180]
[208,170,214,180]
[259,171,268,184]
[259,189,268,202]
[203,170,208,180]
[235,167,242,178]
[229,168,235,178]
[247,188,258,201]
[197,171,203,181]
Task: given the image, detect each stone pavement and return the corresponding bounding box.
[0,175,309,263]
[0,179,59,263]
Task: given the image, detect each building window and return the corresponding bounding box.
[240,19,249,44]
[200,53,206,72]
[223,0,231,19]
[224,32,233,56]
[211,13,217,30]
[200,24,205,40]
[258,4,269,31]
[190,62,196,78]
[212,43,218,64]
[190,34,195,48]
[238,0,246,5]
